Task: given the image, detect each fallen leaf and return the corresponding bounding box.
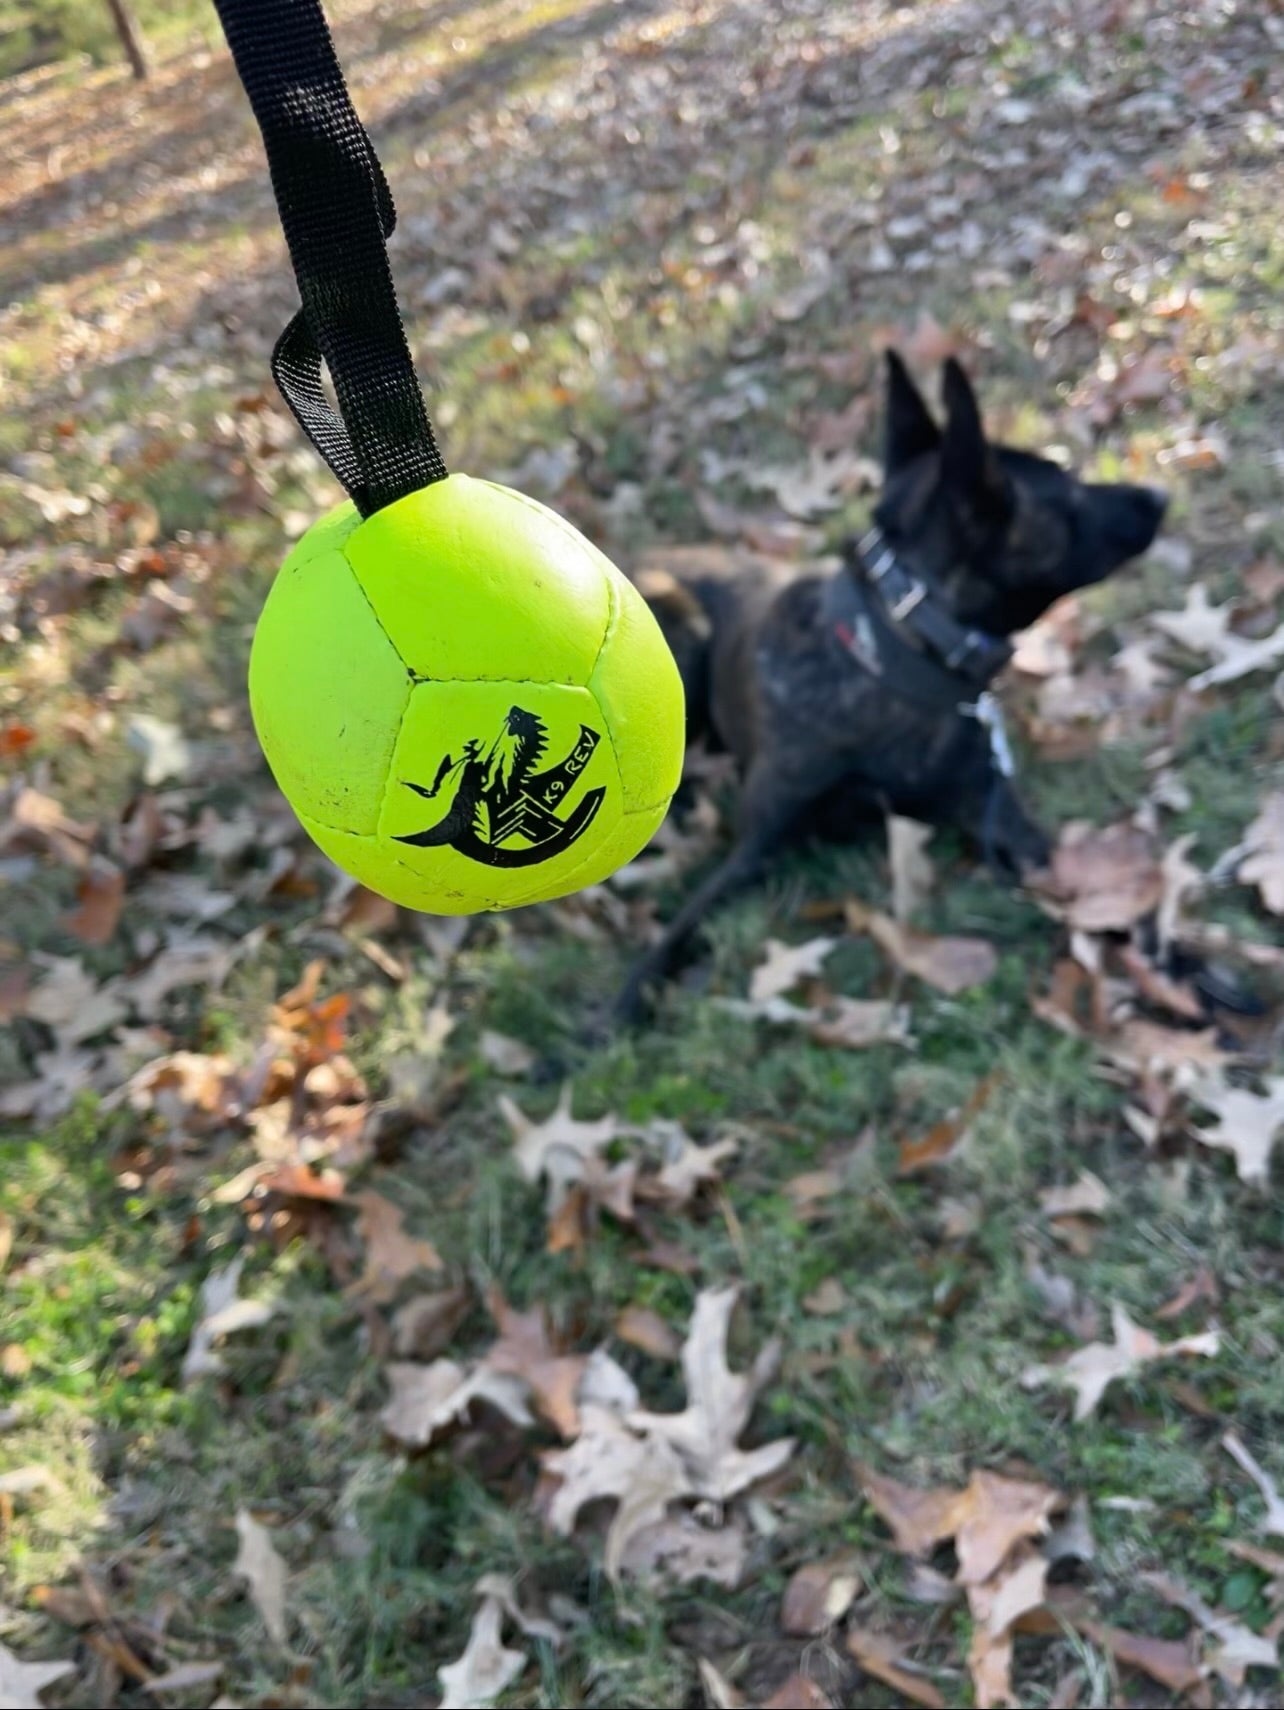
[391,1287,471,1361]
[846,900,996,993]
[1039,1172,1111,1220]
[124,934,233,1012]
[1023,1301,1220,1420]
[617,1511,748,1588]
[781,1556,861,1634]
[1155,1267,1219,1321]
[23,955,126,1043]
[760,1674,833,1710]
[139,1661,224,1695]
[1150,583,1236,655]
[438,1593,527,1710]
[749,937,837,1004]
[638,1120,738,1208]
[478,1030,536,1076]
[888,815,935,921]
[846,1629,946,1709]
[1143,1569,1279,1686]
[629,1286,794,1504]
[1223,1432,1284,1537]
[1239,794,1284,915]
[349,1190,442,1302]
[1190,1075,1284,1188]
[380,1359,534,1448]
[126,714,192,784]
[484,1291,586,1439]
[698,1657,744,1709]
[499,1085,618,1210]
[543,1403,692,1581]
[616,1306,680,1360]
[472,1572,567,1647]
[1189,620,1284,688]
[61,860,125,945]
[808,996,912,1051]
[182,1256,275,1383]
[1073,1617,1203,1694]
[0,1642,75,1709]
[953,1474,1062,1587]
[1036,821,1162,932]
[898,1075,998,1176]
[233,1509,287,1646]
[858,1465,1060,1580]
[1,787,95,868]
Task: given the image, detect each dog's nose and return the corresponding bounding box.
[1140,485,1169,523]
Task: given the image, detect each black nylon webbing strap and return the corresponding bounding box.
[213,0,446,516]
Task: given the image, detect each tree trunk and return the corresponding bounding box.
[105,0,150,81]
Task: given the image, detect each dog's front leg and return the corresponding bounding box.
[613,752,846,1026]
[953,767,1050,879]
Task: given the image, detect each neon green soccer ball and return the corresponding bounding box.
[248,474,685,914]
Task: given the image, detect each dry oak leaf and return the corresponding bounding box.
[1023,1301,1219,1420]
[1223,1431,1284,1537]
[499,1085,618,1208]
[0,1642,75,1710]
[484,1290,586,1439]
[636,1119,739,1208]
[628,1285,795,1504]
[348,1189,442,1302]
[1190,1075,1284,1189]
[845,1629,945,1709]
[181,1255,275,1383]
[1238,793,1284,915]
[438,1593,527,1710]
[967,1549,1050,1709]
[858,1465,1061,1584]
[1036,821,1162,932]
[781,1556,862,1635]
[61,859,126,946]
[809,996,912,1051]
[542,1403,693,1582]
[617,1511,748,1588]
[380,1358,533,1449]
[888,814,935,922]
[846,900,996,993]
[233,1508,288,1646]
[1039,1172,1111,1220]
[1150,584,1236,655]
[1143,1569,1279,1686]
[749,936,837,1004]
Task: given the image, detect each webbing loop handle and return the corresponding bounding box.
[213,0,447,516]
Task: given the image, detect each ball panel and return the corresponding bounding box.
[343,474,611,686]
[588,566,685,813]
[373,677,626,911]
[249,546,411,835]
[294,814,479,914]
[279,500,360,576]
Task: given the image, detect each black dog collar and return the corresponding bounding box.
[826,528,1016,776]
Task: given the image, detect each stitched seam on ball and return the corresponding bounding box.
[340,539,409,667]
[375,682,414,844]
[587,561,618,688]
[332,549,413,838]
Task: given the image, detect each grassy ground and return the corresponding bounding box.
[2,1,1283,1706]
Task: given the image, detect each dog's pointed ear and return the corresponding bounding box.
[941,358,1007,510]
[884,350,940,472]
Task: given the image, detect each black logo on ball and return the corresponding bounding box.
[396,706,605,867]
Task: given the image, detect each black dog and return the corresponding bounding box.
[618,353,1166,1022]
